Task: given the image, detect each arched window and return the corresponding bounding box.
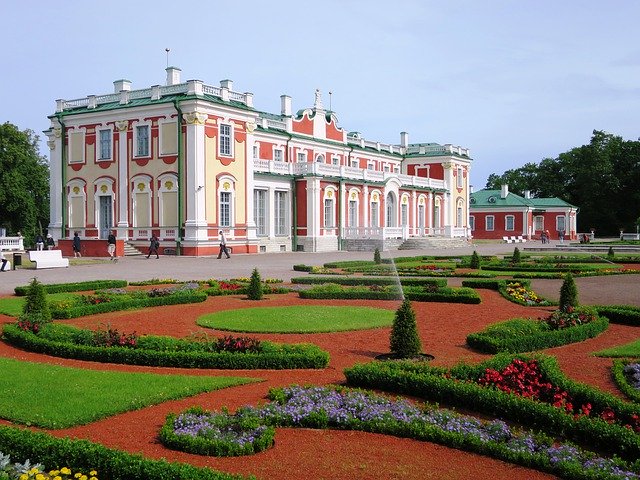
[95,177,115,239]
[158,174,178,232]
[131,175,152,230]
[218,177,235,228]
[67,179,86,230]
[433,197,441,229]
[385,192,396,227]
[456,198,465,227]
[370,191,380,228]
[323,187,336,229]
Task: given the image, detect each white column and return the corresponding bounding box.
[245,126,257,240]
[47,122,63,239]
[306,176,321,250]
[427,192,433,234]
[183,111,208,241]
[362,185,369,230]
[115,121,129,237]
[267,186,275,238]
[411,190,417,236]
[339,181,346,239]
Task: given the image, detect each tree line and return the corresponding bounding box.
[485,130,640,235]
[0,122,50,240]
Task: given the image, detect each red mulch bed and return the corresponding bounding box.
[2,279,640,479]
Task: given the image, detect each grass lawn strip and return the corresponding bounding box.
[595,339,640,358]
[197,306,395,333]
[0,293,77,317]
[0,357,256,429]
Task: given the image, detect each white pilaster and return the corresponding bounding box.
[183,111,208,241]
[427,192,433,233]
[339,181,346,239]
[116,120,129,235]
[47,121,63,238]
[245,127,257,240]
[306,176,321,245]
[411,191,417,235]
[362,185,369,228]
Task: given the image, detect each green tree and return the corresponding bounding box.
[247,268,264,300]
[373,248,381,264]
[469,251,481,269]
[21,277,51,324]
[607,246,615,260]
[512,247,521,264]
[389,299,422,358]
[0,123,50,240]
[559,273,578,312]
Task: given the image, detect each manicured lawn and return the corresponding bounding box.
[0,357,256,428]
[0,292,77,316]
[594,339,640,358]
[197,305,395,333]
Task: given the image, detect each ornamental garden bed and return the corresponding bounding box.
[297,283,481,303]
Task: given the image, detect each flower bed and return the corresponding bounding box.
[0,454,99,480]
[344,353,640,460]
[2,323,329,369]
[298,283,402,300]
[205,280,290,296]
[612,361,640,403]
[466,309,608,353]
[0,426,243,480]
[461,278,553,306]
[161,385,640,479]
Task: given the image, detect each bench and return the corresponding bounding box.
[28,250,69,269]
[503,236,527,243]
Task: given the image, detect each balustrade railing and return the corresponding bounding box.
[0,237,25,251]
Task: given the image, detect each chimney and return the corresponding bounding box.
[400,131,409,147]
[165,67,181,86]
[524,190,531,199]
[113,79,132,93]
[470,185,474,194]
[220,79,233,90]
[281,95,292,116]
[500,184,509,199]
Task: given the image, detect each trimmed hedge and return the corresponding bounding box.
[51,291,208,319]
[466,315,609,353]
[291,276,447,287]
[594,305,640,326]
[14,280,128,296]
[299,288,401,300]
[292,264,313,272]
[0,425,246,480]
[298,285,479,303]
[344,354,640,460]
[403,286,481,304]
[462,278,530,289]
[2,324,330,369]
[612,360,640,403]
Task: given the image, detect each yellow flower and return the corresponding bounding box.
[35,475,45,480]
[75,474,82,478]
[19,475,28,480]
[60,468,71,475]
[49,471,59,476]
[89,472,97,477]
[54,477,62,480]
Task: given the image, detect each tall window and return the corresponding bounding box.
[470,215,475,231]
[332,156,340,165]
[219,191,231,227]
[457,166,464,188]
[385,193,396,227]
[297,152,306,163]
[556,215,566,233]
[370,201,379,228]
[135,125,149,157]
[401,203,408,226]
[219,124,232,156]
[275,191,288,235]
[324,198,334,228]
[253,145,258,159]
[274,149,283,162]
[418,204,425,230]
[315,154,325,163]
[348,200,358,227]
[505,215,515,231]
[486,215,495,231]
[254,190,267,236]
[98,129,111,160]
[534,216,544,232]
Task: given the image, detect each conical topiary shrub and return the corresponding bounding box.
[374,248,382,264]
[21,277,51,324]
[512,246,521,264]
[559,272,578,312]
[247,268,264,300]
[607,246,615,260]
[389,299,422,358]
[470,251,481,269]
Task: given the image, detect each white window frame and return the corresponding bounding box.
[505,215,515,231]
[332,155,340,165]
[556,215,566,233]
[219,191,232,227]
[297,151,307,163]
[323,198,335,229]
[253,145,259,159]
[367,162,374,170]
[350,159,358,168]
[534,215,544,232]
[457,166,464,189]
[254,189,267,236]
[315,154,325,163]
[348,200,358,227]
[274,190,289,236]
[98,128,112,161]
[370,198,380,228]
[486,215,495,231]
[134,124,151,157]
[469,215,475,231]
[274,148,284,162]
[219,123,233,157]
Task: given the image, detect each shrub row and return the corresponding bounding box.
[611,360,640,403]
[51,291,208,319]
[466,315,609,353]
[14,280,128,296]
[292,264,313,272]
[2,324,330,369]
[344,353,640,460]
[0,425,245,480]
[594,305,640,326]
[461,278,531,289]
[290,276,447,287]
[298,288,401,300]
[403,286,481,304]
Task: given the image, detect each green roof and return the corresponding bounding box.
[470,189,576,209]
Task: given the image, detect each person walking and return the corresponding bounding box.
[107,231,117,261]
[0,251,8,272]
[146,234,160,259]
[72,232,82,258]
[35,234,44,251]
[217,230,230,259]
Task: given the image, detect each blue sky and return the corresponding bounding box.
[2,0,639,188]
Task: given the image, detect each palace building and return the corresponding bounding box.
[45,67,472,256]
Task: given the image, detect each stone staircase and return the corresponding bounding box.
[398,237,471,250]
[124,242,145,257]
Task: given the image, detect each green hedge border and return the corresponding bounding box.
[612,360,640,403]
[0,425,245,480]
[51,291,208,319]
[14,280,128,296]
[2,324,329,370]
[291,276,447,287]
[344,353,640,460]
[594,305,640,326]
[466,315,609,353]
[298,286,480,303]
